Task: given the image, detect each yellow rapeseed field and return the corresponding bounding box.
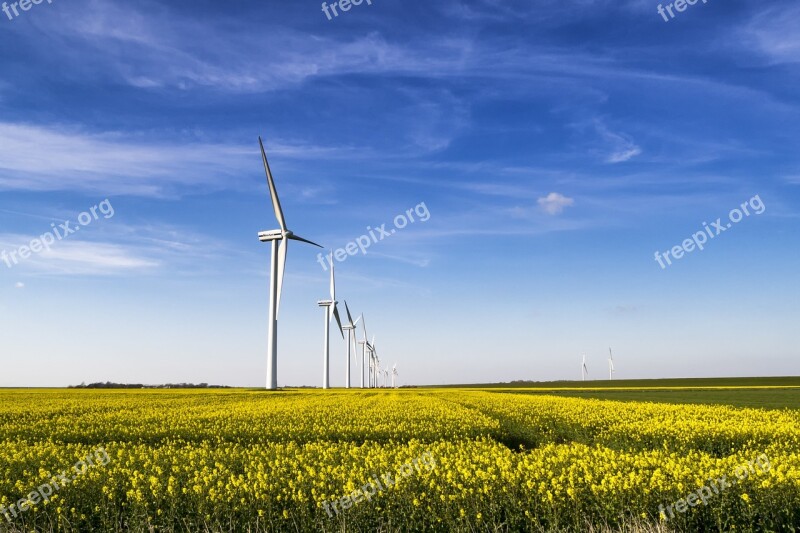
[0,389,798,532]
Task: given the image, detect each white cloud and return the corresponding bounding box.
[14,282,24,289]
[537,192,575,215]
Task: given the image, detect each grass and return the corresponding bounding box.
[424,376,800,410]
[430,376,800,389]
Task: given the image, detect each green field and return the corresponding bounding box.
[500,387,800,410]
[434,375,800,389]
[431,376,800,410]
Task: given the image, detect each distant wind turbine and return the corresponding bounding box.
[608,347,615,380]
[392,363,398,388]
[318,253,344,389]
[581,353,589,382]
[257,137,322,390]
[342,302,361,389]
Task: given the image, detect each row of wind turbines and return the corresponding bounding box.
[581,348,616,381]
[255,137,398,390]
[320,255,398,389]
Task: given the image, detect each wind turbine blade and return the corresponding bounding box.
[354,314,362,326]
[259,137,286,231]
[332,305,344,337]
[275,238,288,318]
[287,234,323,248]
[344,301,354,325]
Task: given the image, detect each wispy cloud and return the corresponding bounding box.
[740,4,800,65]
[608,304,640,316]
[0,235,159,275]
[18,0,742,97]
[0,220,243,277]
[594,121,642,163]
[0,122,247,195]
[0,122,353,196]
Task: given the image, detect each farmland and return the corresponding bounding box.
[0,386,799,532]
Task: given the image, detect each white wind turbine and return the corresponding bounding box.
[581,353,589,382]
[367,342,374,388]
[342,302,361,389]
[318,253,344,389]
[608,347,615,380]
[357,316,370,389]
[257,137,322,390]
[369,336,378,388]
[392,363,398,388]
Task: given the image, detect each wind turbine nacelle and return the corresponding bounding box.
[258,229,285,242]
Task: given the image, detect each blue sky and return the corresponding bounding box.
[1,0,798,387]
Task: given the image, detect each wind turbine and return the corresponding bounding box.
[257,137,322,390]
[318,253,344,389]
[581,353,589,382]
[367,343,374,388]
[358,316,369,388]
[392,363,398,388]
[608,347,615,380]
[369,336,378,388]
[342,302,361,389]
